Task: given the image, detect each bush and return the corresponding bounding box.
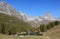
[54,21,60,25]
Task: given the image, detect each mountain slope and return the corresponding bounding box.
[0,13,32,34]
[45,24,60,39]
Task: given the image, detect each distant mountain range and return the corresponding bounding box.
[0,1,59,27]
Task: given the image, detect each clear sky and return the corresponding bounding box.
[0,0,60,18]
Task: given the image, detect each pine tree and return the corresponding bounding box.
[47,24,52,30]
[1,23,6,34]
[40,24,47,32]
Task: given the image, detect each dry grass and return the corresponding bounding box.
[45,24,60,39]
[0,34,47,39]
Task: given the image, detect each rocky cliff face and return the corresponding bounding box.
[0,1,24,20]
[0,1,58,27]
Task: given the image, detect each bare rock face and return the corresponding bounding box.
[44,13,52,18]
[43,12,56,20]
[0,2,8,13]
[0,1,59,27]
[0,1,15,15]
[0,1,23,19]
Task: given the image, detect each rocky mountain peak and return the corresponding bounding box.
[45,13,51,17]
[0,1,7,6]
[0,1,16,15]
[0,1,7,4]
[43,12,54,19]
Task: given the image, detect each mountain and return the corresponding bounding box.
[38,13,58,24]
[42,13,56,20]
[0,1,59,27]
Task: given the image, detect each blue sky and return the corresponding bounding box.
[0,0,60,18]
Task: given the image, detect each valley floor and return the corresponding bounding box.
[0,34,50,39]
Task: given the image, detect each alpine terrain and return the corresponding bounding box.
[0,1,59,27]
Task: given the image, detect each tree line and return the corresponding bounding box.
[40,21,60,32]
[0,23,32,35]
[0,20,60,35]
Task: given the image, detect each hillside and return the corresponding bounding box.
[45,24,60,39]
[0,13,32,35]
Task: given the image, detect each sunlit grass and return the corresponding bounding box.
[0,34,47,39]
